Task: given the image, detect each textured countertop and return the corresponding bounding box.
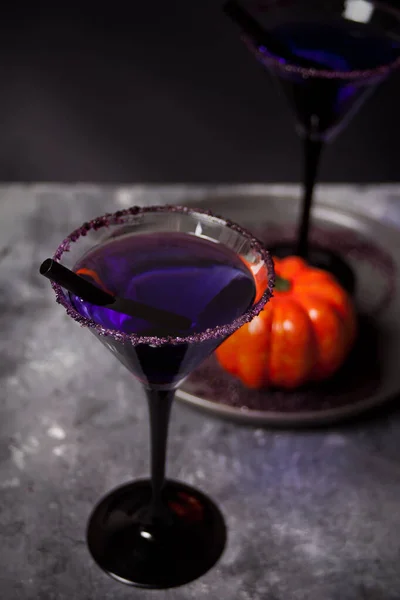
[1,184,400,600]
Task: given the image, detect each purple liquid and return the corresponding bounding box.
[70,231,256,387]
[260,20,400,138]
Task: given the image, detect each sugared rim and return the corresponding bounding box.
[252,42,400,80]
[243,0,400,80]
[51,204,275,347]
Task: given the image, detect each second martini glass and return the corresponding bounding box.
[225,0,400,293]
[42,205,274,589]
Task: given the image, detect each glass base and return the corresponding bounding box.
[86,479,226,589]
[270,243,356,295]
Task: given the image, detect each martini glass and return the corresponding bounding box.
[224,0,400,293]
[42,205,274,589]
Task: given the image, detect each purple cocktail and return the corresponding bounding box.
[41,205,274,589]
[71,230,257,387]
[261,18,398,141]
[224,0,400,292]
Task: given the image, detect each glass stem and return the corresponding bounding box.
[296,137,323,259]
[145,388,174,519]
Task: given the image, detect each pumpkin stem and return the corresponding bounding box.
[275,275,291,292]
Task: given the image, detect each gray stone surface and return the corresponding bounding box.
[1,184,400,600]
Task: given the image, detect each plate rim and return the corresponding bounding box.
[176,388,397,428]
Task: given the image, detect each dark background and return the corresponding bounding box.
[0,1,399,184]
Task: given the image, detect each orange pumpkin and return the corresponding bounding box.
[216,256,357,390]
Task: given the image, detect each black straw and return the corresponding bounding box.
[40,258,113,305]
[40,258,192,331]
[223,1,311,68]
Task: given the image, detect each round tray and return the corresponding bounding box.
[176,192,400,427]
